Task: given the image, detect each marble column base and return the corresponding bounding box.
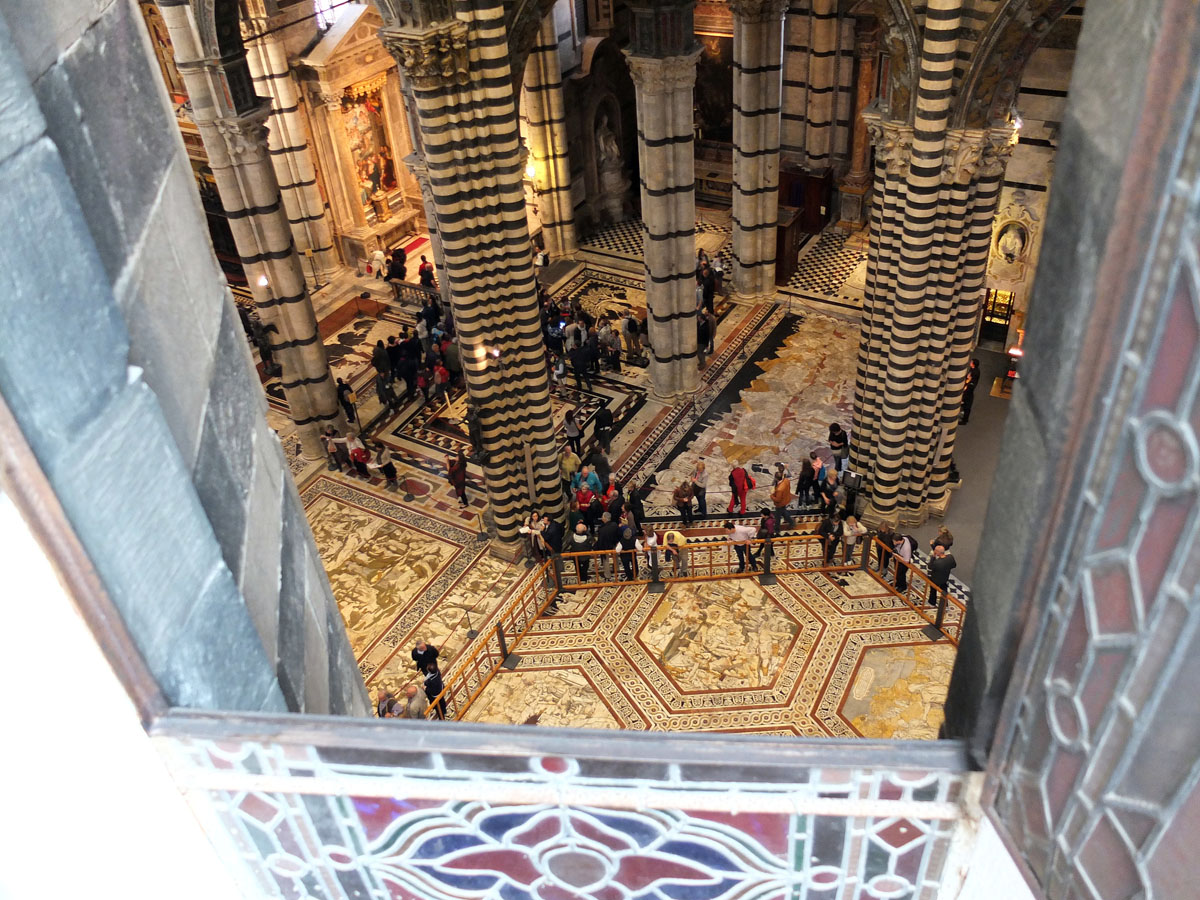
[488,538,527,563]
[836,179,872,229]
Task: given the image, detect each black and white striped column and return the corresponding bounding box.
[243,20,339,284]
[730,0,788,300]
[381,2,562,542]
[860,0,961,523]
[523,14,578,259]
[626,50,703,399]
[159,4,342,459]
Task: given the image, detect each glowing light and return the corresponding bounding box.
[1007,347,1024,357]
[257,275,269,287]
[525,160,537,180]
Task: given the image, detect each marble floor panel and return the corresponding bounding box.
[300,475,527,699]
[642,308,859,517]
[461,570,956,737]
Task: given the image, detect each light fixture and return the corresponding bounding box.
[525,160,537,180]
[257,274,269,287]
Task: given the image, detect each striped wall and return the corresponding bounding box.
[731,0,788,299]
[781,0,853,169]
[243,20,339,282]
[626,50,703,399]
[159,2,343,459]
[523,14,578,258]
[381,0,563,540]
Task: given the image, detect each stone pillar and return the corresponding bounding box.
[243,19,339,284]
[625,49,702,399]
[730,0,788,300]
[837,18,880,227]
[523,14,578,259]
[380,4,562,542]
[852,0,1018,526]
[157,6,342,459]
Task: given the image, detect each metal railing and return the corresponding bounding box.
[426,534,968,720]
[424,559,557,720]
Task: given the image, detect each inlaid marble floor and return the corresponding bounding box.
[462,570,956,738]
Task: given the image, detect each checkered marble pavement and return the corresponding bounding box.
[778,230,867,308]
[579,217,733,264]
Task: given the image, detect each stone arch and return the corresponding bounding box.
[953,0,1077,128]
[508,0,562,91]
[871,0,920,123]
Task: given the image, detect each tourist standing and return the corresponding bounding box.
[691,460,708,517]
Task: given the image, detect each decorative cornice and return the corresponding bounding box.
[728,0,789,25]
[624,48,702,94]
[977,124,1019,178]
[379,21,470,89]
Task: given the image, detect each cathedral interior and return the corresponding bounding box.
[1,0,1198,898]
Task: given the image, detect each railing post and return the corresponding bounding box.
[859,538,870,572]
[497,622,521,669]
[648,547,666,594]
[922,586,949,641]
[759,537,776,585]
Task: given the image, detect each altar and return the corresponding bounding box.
[297,4,421,265]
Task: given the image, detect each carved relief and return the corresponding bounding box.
[941,130,986,185]
[380,21,470,89]
[989,191,1040,284]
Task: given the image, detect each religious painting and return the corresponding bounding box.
[695,33,733,143]
[341,81,398,211]
[139,1,187,102]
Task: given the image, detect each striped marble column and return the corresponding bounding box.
[381,3,562,542]
[626,50,703,400]
[403,151,453,306]
[158,5,342,459]
[730,0,788,300]
[780,0,841,165]
[523,14,578,259]
[243,20,339,283]
[860,0,961,523]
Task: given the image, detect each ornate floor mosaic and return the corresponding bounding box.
[300,475,527,698]
[462,569,956,738]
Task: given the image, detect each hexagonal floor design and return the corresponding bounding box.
[462,571,957,737]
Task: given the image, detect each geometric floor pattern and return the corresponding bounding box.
[463,568,956,738]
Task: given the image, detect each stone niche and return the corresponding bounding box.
[297,3,421,266]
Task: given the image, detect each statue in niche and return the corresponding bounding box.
[997,221,1028,262]
[595,112,631,224]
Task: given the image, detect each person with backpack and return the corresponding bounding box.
[568,522,593,582]
[617,520,638,580]
[418,255,436,289]
[727,464,752,514]
[336,378,358,424]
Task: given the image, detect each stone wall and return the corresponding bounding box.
[0,0,368,717]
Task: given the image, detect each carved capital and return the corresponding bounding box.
[213,105,271,166]
[977,123,1019,178]
[863,111,913,177]
[380,21,470,89]
[728,0,789,24]
[941,130,987,185]
[624,49,702,95]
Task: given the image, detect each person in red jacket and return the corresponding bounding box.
[727,465,751,514]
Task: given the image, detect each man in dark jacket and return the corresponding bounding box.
[928,545,957,607]
[593,405,614,453]
[617,521,638,580]
[817,513,841,565]
[595,512,621,581]
[411,640,438,672]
